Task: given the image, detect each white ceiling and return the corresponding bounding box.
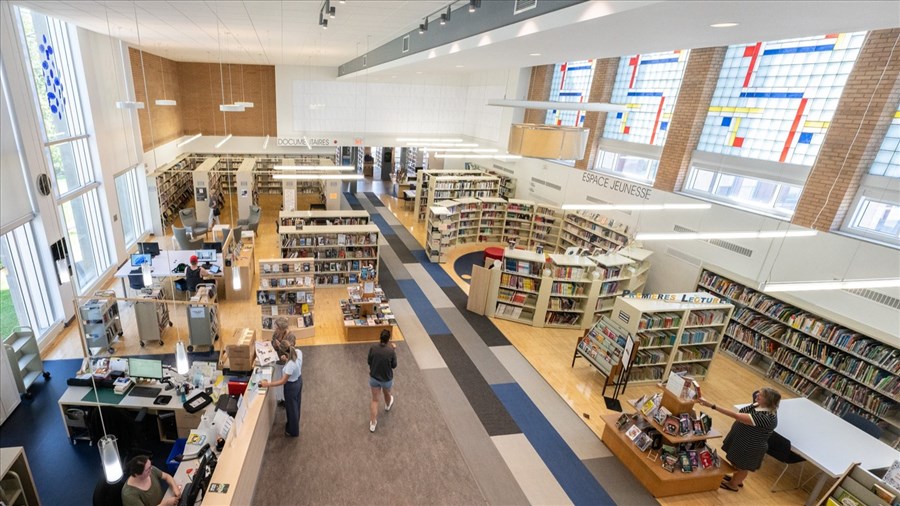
[11,0,900,77]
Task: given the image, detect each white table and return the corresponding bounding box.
[115,250,223,296]
[742,398,898,505]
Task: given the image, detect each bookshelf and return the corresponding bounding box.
[477,197,506,243]
[257,258,315,339]
[503,199,535,247]
[278,210,370,228]
[454,198,481,246]
[817,462,900,506]
[696,268,899,434]
[543,254,598,329]
[493,249,547,326]
[465,162,518,199]
[619,246,653,293]
[530,204,564,250]
[413,169,488,222]
[147,155,196,236]
[574,315,630,379]
[278,224,380,285]
[610,295,734,384]
[192,157,222,223]
[426,201,458,263]
[589,252,638,318]
[560,210,631,253]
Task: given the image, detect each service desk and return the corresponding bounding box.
[115,250,224,299]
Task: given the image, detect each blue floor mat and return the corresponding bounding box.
[452,251,483,285]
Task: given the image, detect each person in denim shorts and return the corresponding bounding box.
[368,329,396,432]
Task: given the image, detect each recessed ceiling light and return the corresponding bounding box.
[455,65,464,68]
[710,22,739,28]
[416,71,422,74]
[529,53,541,56]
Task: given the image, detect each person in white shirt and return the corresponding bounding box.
[260,346,303,437]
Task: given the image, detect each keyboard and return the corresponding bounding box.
[129,386,162,398]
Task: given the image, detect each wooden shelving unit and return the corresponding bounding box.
[427,201,458,263]
[697,268,899,435]
[477,197,506,242]
[278,224,380,285]
[610,295,734,384]
[278,210,370,228]
[258,258,315,339]
[147,155,196,236]
[560,210,631,253]
[503,199,535,247]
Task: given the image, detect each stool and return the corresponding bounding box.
[166,438,187,475]
[484,247,504,268]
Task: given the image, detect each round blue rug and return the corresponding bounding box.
[453,251,483,284]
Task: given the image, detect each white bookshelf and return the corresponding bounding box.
[426,201,458,263]
[589,252,638,317]
[257,258,315,339]
[278,210,370,228]
[531,204,564,250]
[147,155,196,236]
[278,224,380,285]
[503,199,535,247]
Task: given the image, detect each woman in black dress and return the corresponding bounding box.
[696,387,780,491]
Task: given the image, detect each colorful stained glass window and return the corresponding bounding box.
[545,60,595,127]
[603,50,689,146]
[869,108,900,178]
[697,32,866,165]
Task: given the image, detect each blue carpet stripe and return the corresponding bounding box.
[492,383,617,506]
[412,249,430,264]
[365,192,386,207]
[343,192,364,210]
[370,213,395,236]
[397,279,451,336]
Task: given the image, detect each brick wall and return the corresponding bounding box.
[654,47,727,192]
[793,28,900,230]
[130,48,183,150]
[129,49,277,151]
[575,58,619,170]
[523,64,554,124]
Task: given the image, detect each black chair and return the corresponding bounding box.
[767,432,807,492]
[92,475,126,506]
[843,412,883,439]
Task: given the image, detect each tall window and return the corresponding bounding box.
[115,166,148,247]
[18,7,112,292]
[685,32,867,217]
[843,107,900,246]
[545,60,595,127]
[0,224,56,337]
[604,50,689,146]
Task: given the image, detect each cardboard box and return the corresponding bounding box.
[223,328,256,371]
[661,388,695,415]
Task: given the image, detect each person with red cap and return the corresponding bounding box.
[184,254,212,294]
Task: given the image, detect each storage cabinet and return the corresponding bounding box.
[2,327,50,400]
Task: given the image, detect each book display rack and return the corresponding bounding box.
[427,201,458,263]
[279,210,370,228]
[278,224,380,285]
[340,284,397,341]
[610,295,734,384]
[257,258,315,339]
[817,462,899,506]
[697,268,899,434]
[413,168,489,222]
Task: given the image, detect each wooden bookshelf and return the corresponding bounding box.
[610,295,734,384]
[503,199,535,247]
[257,258,315,339]
[278,224,380,285]
[530,204,564,250]
[278,210,370,228]
[697,268,899,435]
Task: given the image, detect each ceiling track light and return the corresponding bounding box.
[440,5,451,25]
[176,133,202,147]
[329,6,336,18]
[468,0,481,12]
[419,17,429,34]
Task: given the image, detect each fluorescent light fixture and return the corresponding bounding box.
[215,134,233,148]
[529,53,541,56]
[760,278,900,292]
[176,133,202,147]
[407,142,478,147]
[488,99,627,113]
[232,265,242,291]
[141,263,152,287]
[435,154,522,159]
[263,135,270,149]
[710,22,739,28]
[175,340,190,375]
[562,203,712,211]
[154,99,177,106]
[273,165,356,171]
[429,148,498,153]
[396,137,464,142]
[273,174,364,180]
[219,104,245,112]
[635,230,817,241]
[234,101,254,108]
[115,101,145,109]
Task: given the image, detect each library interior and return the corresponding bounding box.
[0,1,898,506]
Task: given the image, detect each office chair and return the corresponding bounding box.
[178,208,209,238]
[842,412,883,439]
[127,268,146,299]
[237,205,261,234]
[767,432,807,492]
[92,475,126,506]
[172,225,204,250]
[64,407,94,445]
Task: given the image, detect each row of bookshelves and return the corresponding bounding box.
[697,268,899,431]
[258,258,316,340]
[277,224,380,285]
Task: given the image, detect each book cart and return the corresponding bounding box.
[601,374,730,497]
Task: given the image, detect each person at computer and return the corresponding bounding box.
[121,455,180,506]
[259,346,303,437]
[184,255,212,294]
[271,317,297,407]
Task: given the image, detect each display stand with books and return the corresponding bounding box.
[601,373,730,497]
[257,258,315,339]
[572,316,634,410]
[817,461,900,506]
[278,210,370,228]
[278,224,380,285]
[340,283,396,342]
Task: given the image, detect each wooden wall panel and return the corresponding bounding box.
[130,48,184,150]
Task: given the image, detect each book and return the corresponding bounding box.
[186,431,207,446]
[654,406,671,426]
[624,425,642,441]
[634,432,653,452]
[664,415,680,436]
[872,483,896,503]
[679,452,692,472]
[640,394,659,416]
[615,413,631,430]
[678,414,692,435]
[661,454,677,473]
[687,450,699,469]
[699,449,713,469]
[835,490,863,506]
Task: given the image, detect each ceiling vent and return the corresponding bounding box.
[843,288,900,310]
[402,35,410,53]
[514,0,538,15]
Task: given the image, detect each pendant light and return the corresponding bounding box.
[141,262,152,287]
[89,351,122,482]
[154,45,176,106]
[232,265,242,291]
[175,340,190,375]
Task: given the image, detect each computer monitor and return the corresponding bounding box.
[130,253,152,267]
[128,357,163,380]
[179,449,214,506]
[196,249,216,262]
[138,242,161,257]
[202,242,223,254]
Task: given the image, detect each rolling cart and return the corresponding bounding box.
[3,326,50,399]
[78,291,123,355]
[134,287,172,347]
[186,283,219,352]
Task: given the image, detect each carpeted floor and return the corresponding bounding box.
[255,342,487,506]
[452,251,482,285]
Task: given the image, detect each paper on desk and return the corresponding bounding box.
[255,341,277,366]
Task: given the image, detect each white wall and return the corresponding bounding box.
[463,156,900,343]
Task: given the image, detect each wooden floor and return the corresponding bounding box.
[45,182,813,505]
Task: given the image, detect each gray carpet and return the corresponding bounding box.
[255,343,487,506]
